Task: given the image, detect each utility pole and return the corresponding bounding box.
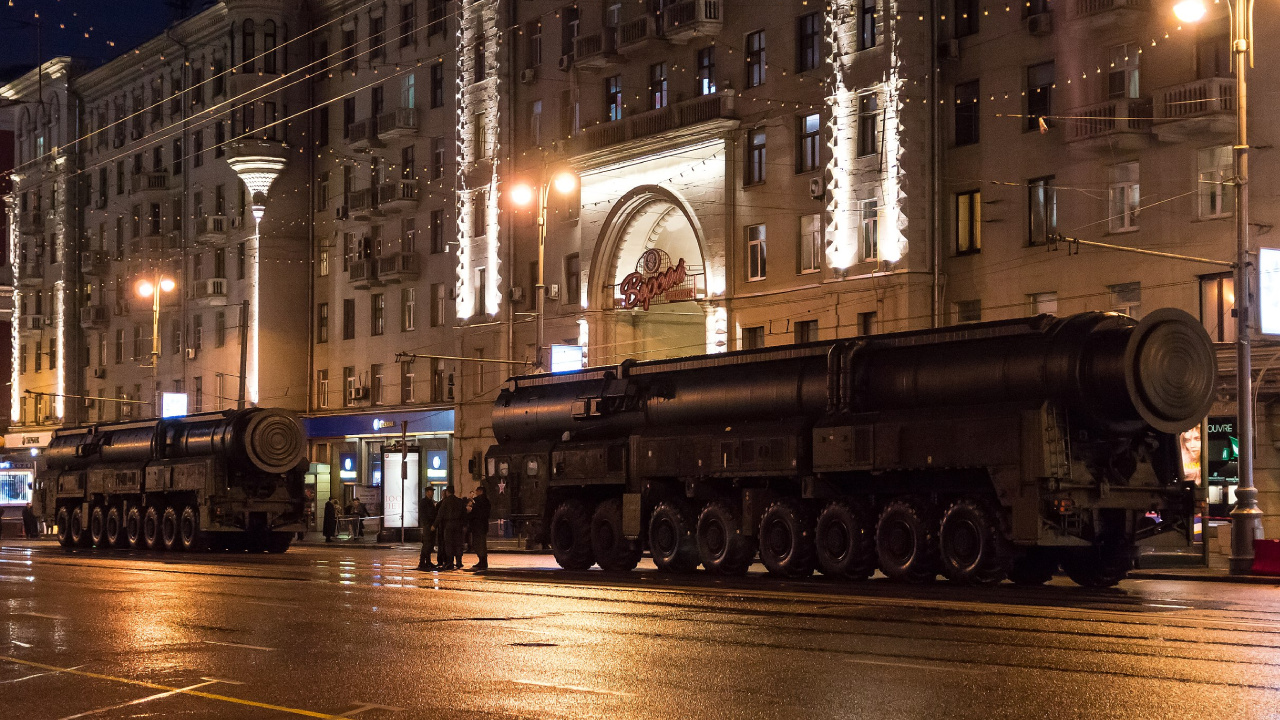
[400,421,409,544]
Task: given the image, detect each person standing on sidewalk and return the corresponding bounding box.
[416,493,439,571]
[435,486,467,570]
[323,497,338,543]
[467,485,491,571]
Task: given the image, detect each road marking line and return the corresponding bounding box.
[511,679,632,697]
[11,640,32,647]
[0,656,343,719]
[57,679,219,720]
[201,640,275,651]
[338,702,406,716]
[13,611,67,620]
[846,657,983,673]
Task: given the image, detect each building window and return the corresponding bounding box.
[192,315,203,350]
[431,283,447,326]
[430,63,445,107]
[317,369,330,408]
[473,35,486,83]
[564,254,581,305]
[343,367,356,407]
[1109,282,1142,317]
[529,100,543,146]
[1026,61,1054,131]
[1027,176,1056,246]
[955,0,978,37]
[1108,43,1139,99]
[954,300,981,324]
[1198,146,1233,219]
[430,209,446,252]
[697,47,716,95]
[956,190,981,254]
[649,62,668,110]
[860,0,877,50]
[241,19,255,72]
[400,2,417,47]
[746,224,767,281]
[742,326,765,349]
[794,319,819,343]
[428,0,446,35]
[1200,273,1237,343]
[954,80,979,145]
[1108,162,1140,233]
[605,75,623,121]
[264,20,278,73]
[745,30,766,88]
[860,199,879,261]
[371,364,384,405]
[317,303,329,343]
[1029,291,1058,315]
[371,294,385,336]
[796,13,821,73]
[796,113,820,173]
[343,298,356,339]
[370,14,386,61]
[1196,32,1231,79]
[401,361,416,403]
[193,377,203,413]
[215,311,227,347]
[526,20,542,67]
[857,92,879,157]
[799,214,822,273]
[401,287,416,331]
[858,311,876,336]
[745,128,767,185]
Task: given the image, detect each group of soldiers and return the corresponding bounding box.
[417,485,490,571]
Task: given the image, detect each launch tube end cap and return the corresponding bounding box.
[244,409,306,474]
[1124,308,1217,434]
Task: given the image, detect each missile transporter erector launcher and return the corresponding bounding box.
[34,408,308,553]
[487,310,1217,587]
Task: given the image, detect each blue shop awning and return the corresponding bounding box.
[303,409,455,438]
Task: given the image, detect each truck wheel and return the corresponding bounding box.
[143,507,162,550]
[1063,534,1132,588]
[105,507,125,548]
[125,507,142,548]
[89,505,107,548]
[939,498,1010,585]
[265,533,292,553]
[875,499,939,583]
[815,500,876,580]
[55,507,71,547]
[161,507,181,551]
[758,499,816,579]
[697,500,756,576]
[549,500,595,570]
[591,499,641,572]
[178,506,203,552]
[1008,549,1057,586]
[649,501,700,573]
[69,506,91,547]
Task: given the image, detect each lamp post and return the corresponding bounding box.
[136,274,176,417]
[510,170,579,372]
[1174,0,1264,572]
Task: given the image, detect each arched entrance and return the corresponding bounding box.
[590,187,709,365]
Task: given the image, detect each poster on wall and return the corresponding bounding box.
[382,452,419,529]
[0,470,32,506]
[1206,416,1239,515]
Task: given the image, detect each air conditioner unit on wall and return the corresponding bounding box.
[520,68,537,84]
[231,215,244,229]
[23,317,42,330]
[557,54,573,72]
[347,386,370,402]
[547,284,560,300]
[335,206,349,221]
[809,177,825,201]
[510,286,525,302]
[1025,13,1051,36]
[937,39,960,60]
[92,367,106,379]
[186,348,198,360]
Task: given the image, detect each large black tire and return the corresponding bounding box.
[758,499,817,578]
[265,532,292,553]
[161,507,181,551]
[697,500,756,575]
[549,500,595,570]
[178,505,204,552]
[69,506,91,547]
[814,500,876,580]
[875,498,939,583]
[125,507,142,548]
[55,506,71,548]
[142,506,162,550]
[648,501,700,573]
[591,498,641,572]
[1008,549,1058,586]
[105,507,127,548]
[938,498,1011,585]
[89,505,107,548]
[1063,534,1132,588]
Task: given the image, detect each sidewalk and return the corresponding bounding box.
[292,533,538,553]
[1128,566,1280,585]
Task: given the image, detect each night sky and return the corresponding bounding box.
[0,0,179,78]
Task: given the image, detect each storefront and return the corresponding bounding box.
[0,431,47,537]
[302,409,454,541]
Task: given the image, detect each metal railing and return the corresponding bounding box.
[1065,97,1152,142]
[1154,77,1237,120]
[579,91,735,152]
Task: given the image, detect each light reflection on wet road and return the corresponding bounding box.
[3,541,1280,719]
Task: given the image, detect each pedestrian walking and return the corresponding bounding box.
[352,497,369,538]
[435,486,467,570]
[466,485,491,571]
[323,497,338,543]
[416,493,439,571]
[22,503,38,539]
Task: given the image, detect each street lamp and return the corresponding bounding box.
[510,169,579,372]
[136,273,176,417]
[1172,0,1264,573]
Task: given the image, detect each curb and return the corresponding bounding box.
[1128,570,1280,585]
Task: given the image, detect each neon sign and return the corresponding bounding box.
[619,249,698,310]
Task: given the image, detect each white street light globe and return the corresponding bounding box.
[136,279,155,298]
[510,183,534,207]
[1173,0,1207,23]
[159,277,176,293]
[552,172,578,195]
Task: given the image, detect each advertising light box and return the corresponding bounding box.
[1259,248,1280,335]
[382,452,419,529]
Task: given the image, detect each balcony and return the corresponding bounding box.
[349,187,378,220]
[1064,97,1152,151]
[378,180,419,212]
[348,258,381,289]
[662,0,721,44]
[18,263,43,286]
[1072,0,1148,23]
[196,215,231,245]
[79,305,110,329]
[377,108,419,139]
[618,15,663,52]
[376,252,421,283]
[81,251,110,275]
[1153,77,1236,142]
[347,118,382,150]
[19,210,44,235]
[574,32,619,69]
[577,91,737,155]
[191,277,229,306]
[130,171,169,194]
[128,236,167,255]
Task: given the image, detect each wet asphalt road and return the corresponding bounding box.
[3,542,1280,720]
